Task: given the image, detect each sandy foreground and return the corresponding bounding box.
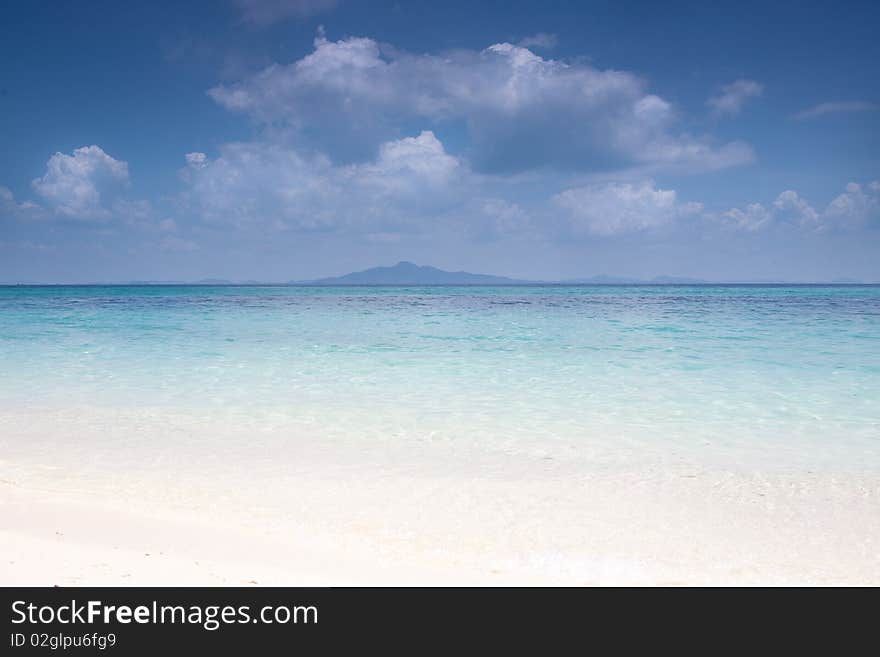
[0,414,880,586]
[1,485,500,586]
[0,464,880,586]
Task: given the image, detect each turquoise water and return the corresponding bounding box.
[1,285,879,471]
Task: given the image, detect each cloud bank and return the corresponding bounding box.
[209,34,754,174]
[719,181,880,232]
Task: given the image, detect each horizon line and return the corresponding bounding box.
[2,281,878,287]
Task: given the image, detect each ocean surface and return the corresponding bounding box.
[1,284,879,475]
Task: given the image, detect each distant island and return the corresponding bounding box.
[293,262,711,285]
[295,261,534,285]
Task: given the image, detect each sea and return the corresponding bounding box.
[1,284,879,477]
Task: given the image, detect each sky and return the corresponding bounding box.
[1,0,879,283]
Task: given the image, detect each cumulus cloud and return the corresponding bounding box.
[823,182,880,230]
[707,79,763,117]
[553,181,701,236]
[31,146,129,220]
[718,182,879,232]
[179,143,333,230]
[179,131,466,232]
[792,101,878,120]
[232,0,338,26]
[718,190,818,232]
[360,130,461,189]
[209,34,754,173]
[773,190,819,226]
[719,202,774,232]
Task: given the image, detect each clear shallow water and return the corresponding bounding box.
[1,285,879,471]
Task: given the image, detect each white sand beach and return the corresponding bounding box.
[2,407,878,586]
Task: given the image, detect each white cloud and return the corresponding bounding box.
[209,34,754,174]
[773,190,819,226]
[31,146,129,220]
[179,131,466,232]
[362,131,461,188]
[720,203,774,232]
[718,182,879,232]
[553,181,701,236]
[232,0,337,26]
[822,182,880,230]
[707,79,763,117]
[792,101,878,120]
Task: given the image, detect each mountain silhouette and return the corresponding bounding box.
[298,261,532,285]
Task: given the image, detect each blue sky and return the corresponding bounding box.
[1,0,878,282]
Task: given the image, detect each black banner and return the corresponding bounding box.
[0,586,868,653]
